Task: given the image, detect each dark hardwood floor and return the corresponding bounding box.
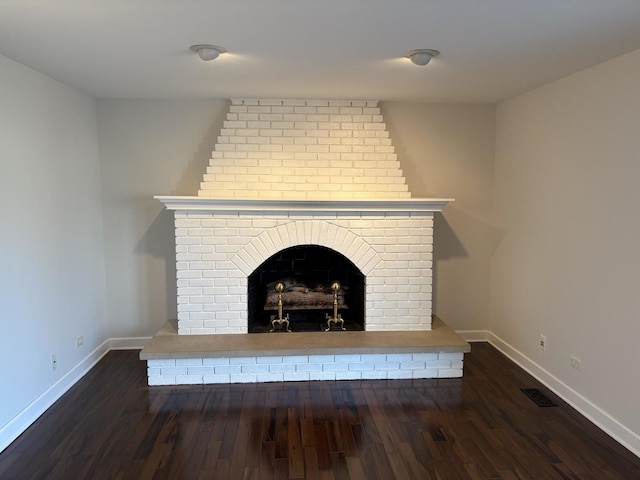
[1,343,638,479]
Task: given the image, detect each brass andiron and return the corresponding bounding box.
[270,282,291,332]
[325,281,346,331]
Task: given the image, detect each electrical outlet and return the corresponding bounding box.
[51,354,57,371]
[539,335,546,351]
[76,336,84,348]
[570,356,582,371]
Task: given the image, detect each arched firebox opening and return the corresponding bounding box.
[248,245,365,333]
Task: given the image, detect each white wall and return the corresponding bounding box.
[382,103,497,330]
[96,100,228,337]
[493,49,640,442]
[0,55,108,440]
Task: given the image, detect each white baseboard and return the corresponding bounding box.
[456,330,490,342]
[0,339,111,453]
[487,331,640,459]
[109,336,151,350]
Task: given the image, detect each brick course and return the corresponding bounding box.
[147,351,463,385]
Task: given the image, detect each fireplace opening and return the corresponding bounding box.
[247,245,365,332]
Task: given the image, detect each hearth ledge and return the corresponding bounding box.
[140,316,469,360]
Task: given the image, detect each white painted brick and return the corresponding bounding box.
[335,354,361,363]
[322,362,350,372]
[310,371,336,381]
[185,366,216,375]
[413,369,440,379]
[175,218,202,228]
[161,367,188,376]
[412,353,439,362]
[148,376,175,386]
[306,100,329,107]
[271,106,294,114]
[229,357,256,365]
[176,358,204,366]
[283,113,307,121]
[203,374,231,384]
[178,306,202,313]
[348,362,375,371]
[214,365,242,375]
[203,357,230,366]
[147,359,176,367]
[294,106,317,114]
[257,373,285,382]
[387,370,413,380]
[360,354,387,363]
[438,352,464,361]
[230,374,258,383]
[269,363,296,373]
[257,99,283,106]
[247,106,271,113]
[386,354,413,363]
[282,100,307,106]
[439,368,463,378]
[284,371,311,381]
[309,355,335,364]
[241,364,270,374]
[175,374,204,384]
[400,361,426,370]
[361,371,387,380]
[317,106,339,114]
[190,328,217,334]
[375,362,400,371]
[296,363,323,372]
[335,371,362,380]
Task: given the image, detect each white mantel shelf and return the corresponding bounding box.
[155,196,454,213]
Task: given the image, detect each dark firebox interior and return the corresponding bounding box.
[248,245,365,332]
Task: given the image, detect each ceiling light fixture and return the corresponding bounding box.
[404,49,440,66]
[190,44,227,61]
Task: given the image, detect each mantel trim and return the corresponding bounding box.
[154,196,454,213]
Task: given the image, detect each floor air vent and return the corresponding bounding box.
[521,388,558,407]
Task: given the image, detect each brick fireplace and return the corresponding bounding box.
[142,99,467,385]
[160,198,444,334]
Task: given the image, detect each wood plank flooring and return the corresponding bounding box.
[1,343,639,479]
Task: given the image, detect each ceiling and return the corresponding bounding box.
[2,1,640,103]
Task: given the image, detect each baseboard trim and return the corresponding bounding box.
[456,330,490,342]
[0,339,111,453]
[109,336,151,350]
[487,331,640,458]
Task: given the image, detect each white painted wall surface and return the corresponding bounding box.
[382,103,497,331]
[0,55,108,433]
[96,100,229,337]
[493,49,640,438]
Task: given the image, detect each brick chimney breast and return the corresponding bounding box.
[198,99,410,199]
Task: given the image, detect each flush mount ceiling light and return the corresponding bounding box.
[404,49,440,66]
[189,44,227,61]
